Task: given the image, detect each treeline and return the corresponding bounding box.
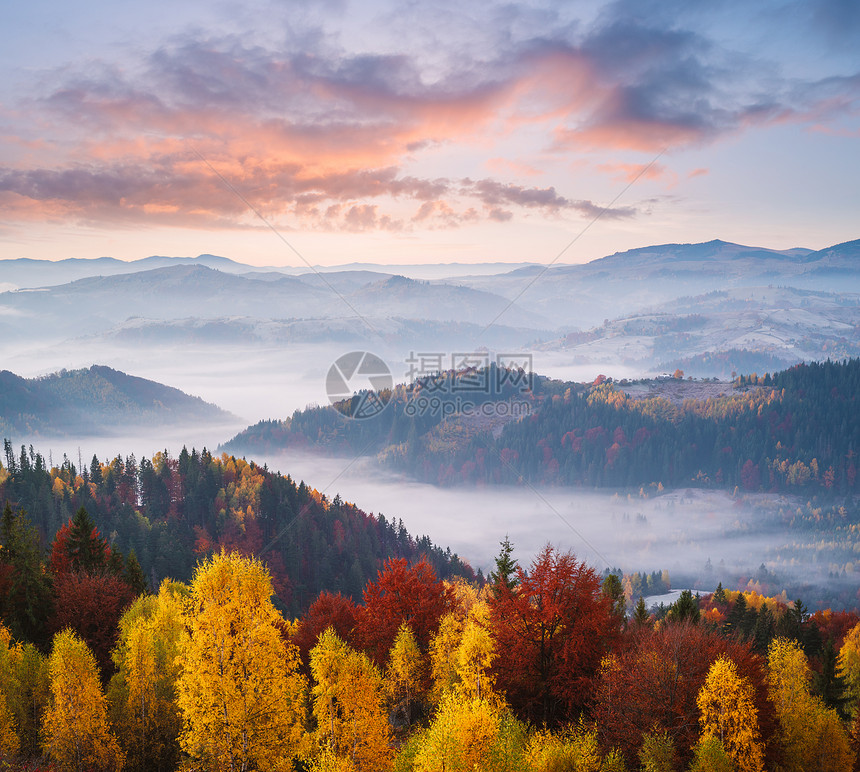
[0,442,473,618]
[1,545,859,771]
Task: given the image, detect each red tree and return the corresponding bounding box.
[50,571,134,678]
[593,621,778,767]
[293,590,360,667]
[488,545,616,725]
[356,557,453,666]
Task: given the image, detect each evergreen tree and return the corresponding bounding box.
[0,503,53,647]
[124,550,149,597]
[666,589,700,625]
[815,638,852,720]
[632,595,651,628]
[489,535,518,595]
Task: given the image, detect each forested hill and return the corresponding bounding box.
[0,443,474,620]
[225,359,860,493]
[0,365,233,435]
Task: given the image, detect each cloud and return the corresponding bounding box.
[462,178,637,219]
[1,3,858,234]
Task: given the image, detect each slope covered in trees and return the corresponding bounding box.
[227,359,860,494]
[0,365,233,436]
[0,442,473,618]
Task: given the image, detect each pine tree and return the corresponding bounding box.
[632,595,651,628]
[488,535,518,595]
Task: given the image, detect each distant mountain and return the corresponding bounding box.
[0,253,541,290]
[0,365,234,436]
[99,315,550,349]
[453,238,860,328]
[537,285,860,376]
[0,264,547,339]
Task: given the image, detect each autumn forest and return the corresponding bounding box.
[1,360,860,770]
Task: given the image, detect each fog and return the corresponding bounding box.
[0,333,842,600]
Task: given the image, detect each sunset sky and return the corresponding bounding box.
[1,0,858,266]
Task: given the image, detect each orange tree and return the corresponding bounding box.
[487,545,616,725]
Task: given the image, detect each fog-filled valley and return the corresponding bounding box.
[2,240,859,610]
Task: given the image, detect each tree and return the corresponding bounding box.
[688,736,734,772]
[387,622,423,729]
[601,572,627,628]
[638,731,676,772]
[356,557,453,667]
[489,536,518,595]
[293,590,359,669]
[839,621,860,719]
[50,570,134,677]
[632,595,651,628]
[0,503,53,647]
[0,624,20,762]
[176,551,306,771]
[310,628,393,771]
[412,692,525,772]
[50,507,109,575]
[767,637,854,772]
[667,589,700,624]
[488,545,616,724]
[43,629,124,772]
[108,580,186,772]
[697,655,764,772]
[454,600,496,702]
[593,622,774,768]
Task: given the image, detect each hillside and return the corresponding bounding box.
[225,359,860,495]
[0,365,233,436]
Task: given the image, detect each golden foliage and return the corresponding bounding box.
[838,621,860,718]
[387,622,424,728]
[108,580,186,772]
[696,655,763,772]
[412,692,525,772]
[43,628,124,772]
[176,551,306,771]
[310,627,393,771]
[767,637,855,772]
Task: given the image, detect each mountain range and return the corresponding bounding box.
[1,237,858,380]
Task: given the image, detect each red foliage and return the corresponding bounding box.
[356,557,453,666]
[593,622,778,768]
[293,590,360,666]
[50,571,135,678]
[809,609,860,649]
[488,545,617,725]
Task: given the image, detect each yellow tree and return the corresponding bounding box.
[109,580,186,772]
[43,628,124,772]
[413,692,526,772]
[6,638,49,759]
[176,551,306,772]
[386,622,423,728]
[838,620,860,718]
[0,624,19,761]
[310,627,393,771]
[454,600,496,701]
[429,612,463,704]
[767,637,854,772]
[697,655,764,772]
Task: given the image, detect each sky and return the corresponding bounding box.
[0,0,858,267]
